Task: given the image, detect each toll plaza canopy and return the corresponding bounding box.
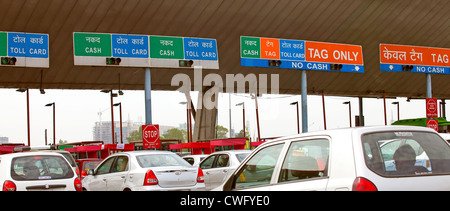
[0,0,449,99]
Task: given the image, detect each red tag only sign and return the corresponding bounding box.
[142,124,160,149]
[426,98,438,118]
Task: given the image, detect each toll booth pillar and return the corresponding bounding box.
[192,86,218,142]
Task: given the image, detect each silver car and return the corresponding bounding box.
[199,150,250,190]
[82,150,205,191]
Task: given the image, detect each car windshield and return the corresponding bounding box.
[11,155,74,181]
[136,154,191,168]
[362,131,450,177]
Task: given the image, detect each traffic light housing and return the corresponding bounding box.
[106,57,121,65]
[268,60,281,67]
[179,60,193,67]
[330,64,343,71]
[1,57,17,65]
[402,65,413,72]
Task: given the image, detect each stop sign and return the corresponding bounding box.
[426,119,439,132]
[142,124,160,149]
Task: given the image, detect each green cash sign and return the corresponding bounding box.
[73,33,112,57]
[0,32,7,57]
[149,36,184,59]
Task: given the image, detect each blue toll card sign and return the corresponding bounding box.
[111,34,149,58]
[1,32,49,68]
[279,39,305,61]
[183,37,218,61]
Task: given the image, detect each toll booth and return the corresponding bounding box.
[0,143,26,155]
[63,141,134,159]
[169,138,247,155]
[210,138,246,151]
[392,117,450,133]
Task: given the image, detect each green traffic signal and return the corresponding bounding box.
[1,57,17,65]
[106,57,121,65]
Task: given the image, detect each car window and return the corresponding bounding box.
[215,154,229,168]
[200,155,216,169]
[96,157,115,175]
[11,155,74,181]
[136,154,190,168]
[279,139,329,183]
[183,157,195,165]
[111,156,128,173]
[235,153,250,162]
[82,161,101,171]
[362,131,450,177]
[234,144,284,189]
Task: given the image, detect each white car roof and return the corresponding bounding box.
[208,150,252,155]
[262,125,437,146]
[0,151,67,159]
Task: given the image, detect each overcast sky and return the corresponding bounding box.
[0,88,440,145]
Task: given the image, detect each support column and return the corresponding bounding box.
[145,68,152,125]
[193,86,218,142]
[358,97,364,126]
[426,74,432,98]
[301,70,308,133]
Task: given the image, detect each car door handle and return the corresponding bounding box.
[121,176,126,179]
[102,178,107,181]
[223,170,228,173]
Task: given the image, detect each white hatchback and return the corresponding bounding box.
[0,151,82,191]
[218,126,450,191]
[82,150,205,191]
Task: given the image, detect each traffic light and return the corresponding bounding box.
[268,60,281,67]
[106,57,121,65]
[402,65,413,72]
[1,57,17,65]
[330,64,343,71]
[179,60,193,67]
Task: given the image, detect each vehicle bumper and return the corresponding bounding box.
[131,183,206,191]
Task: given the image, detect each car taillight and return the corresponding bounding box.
[3,180,16,191]
[74,177,82,191]
[143,170,158,186]
[352,177,377,191]
[197,168,204,183]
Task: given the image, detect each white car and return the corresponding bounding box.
[82,150,205,191]
[199,150,250,190]
[182,154,208,166]
[0,151,82,191]
[217,126,450,191]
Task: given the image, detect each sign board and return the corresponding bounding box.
[240,36,364,73]
[380,44,450,74]
[142,124,160,149]
[148,35,218,69]
[73,32,219,69]
[426,119,439,132]
[73,32,149,67]
[0,31,49,68]
[426,98,438,118]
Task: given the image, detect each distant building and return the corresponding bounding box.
[93,121,177,144]
[93,121,141,144]
[0,137,8,144]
